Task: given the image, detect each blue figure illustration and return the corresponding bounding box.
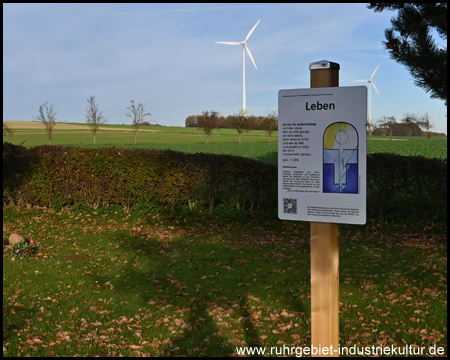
[323,122,358,193]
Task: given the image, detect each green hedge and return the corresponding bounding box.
[2,143,277,215]
[3,143,447,221]
[366,153,447,221]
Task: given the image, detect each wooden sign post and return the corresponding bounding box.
[278,60,367,357]
[310,60,340,357]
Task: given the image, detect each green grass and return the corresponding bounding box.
[4,124,275,146]
[367,136,447,159]
[3,124,446,164]
[3,125,279,164]
[3,206,447,357]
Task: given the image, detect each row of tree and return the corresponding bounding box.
[4,100,279,146]
[19,97,152,145]
[186,110,278,143]
[373,112,438,139]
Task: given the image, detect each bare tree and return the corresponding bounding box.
[231,110,249,143]
[33,101,57,145]
[264,109,278,143]
[86,95,106,145]
[197,110,220,144]
[401,113,420,138]
[377,115,397,140]
[126,100,152,145]
[419,112,434,140]
[3,122,14,138]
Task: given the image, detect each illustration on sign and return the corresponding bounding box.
[323,122,358,194]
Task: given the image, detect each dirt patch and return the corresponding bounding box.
[370,137,407,141]
[4,121,159,132]
[4,121,91,130]
[66,254,92,261]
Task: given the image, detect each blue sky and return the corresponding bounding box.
[3,3,447,134]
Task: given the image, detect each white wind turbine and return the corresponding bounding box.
[216,20,260,117]
[353,65,380,138]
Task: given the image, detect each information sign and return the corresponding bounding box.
[278,86,367,224]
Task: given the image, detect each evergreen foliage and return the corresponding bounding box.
[369,3,447,105]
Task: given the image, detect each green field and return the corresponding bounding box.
[366,136,447,159]
[3,122,447,162]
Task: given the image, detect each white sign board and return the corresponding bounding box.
[278,86,367,224]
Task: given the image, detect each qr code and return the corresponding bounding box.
[283,198,297,214]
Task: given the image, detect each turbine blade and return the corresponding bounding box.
[371,82,380,96]
[215,41,241,45]
[245,19,260,42]
[245,45,257,70]
[370,64,380,80]
[352,79,368,82]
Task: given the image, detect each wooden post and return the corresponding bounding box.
[309,60,340,357]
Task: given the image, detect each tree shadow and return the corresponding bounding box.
[83,223,310,356]
[168,298,235,356]
[238,291,262,348]
[3,304,35,343]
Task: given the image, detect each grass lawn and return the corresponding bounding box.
[3,206,447,357]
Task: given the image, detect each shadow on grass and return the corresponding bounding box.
[3,206,447,356]
[3,304,35,343]
[82,225,310,356]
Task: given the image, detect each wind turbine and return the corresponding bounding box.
[216,20,260,117]
[353,65,380,138]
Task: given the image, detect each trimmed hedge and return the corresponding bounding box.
[2,143,277,215]
[366,153,447,221]
[3,143,447,221]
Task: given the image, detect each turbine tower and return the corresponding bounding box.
[216,20,260,117]
[353,65,380,138]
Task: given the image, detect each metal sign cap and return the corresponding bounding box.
[309,60,340,70]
